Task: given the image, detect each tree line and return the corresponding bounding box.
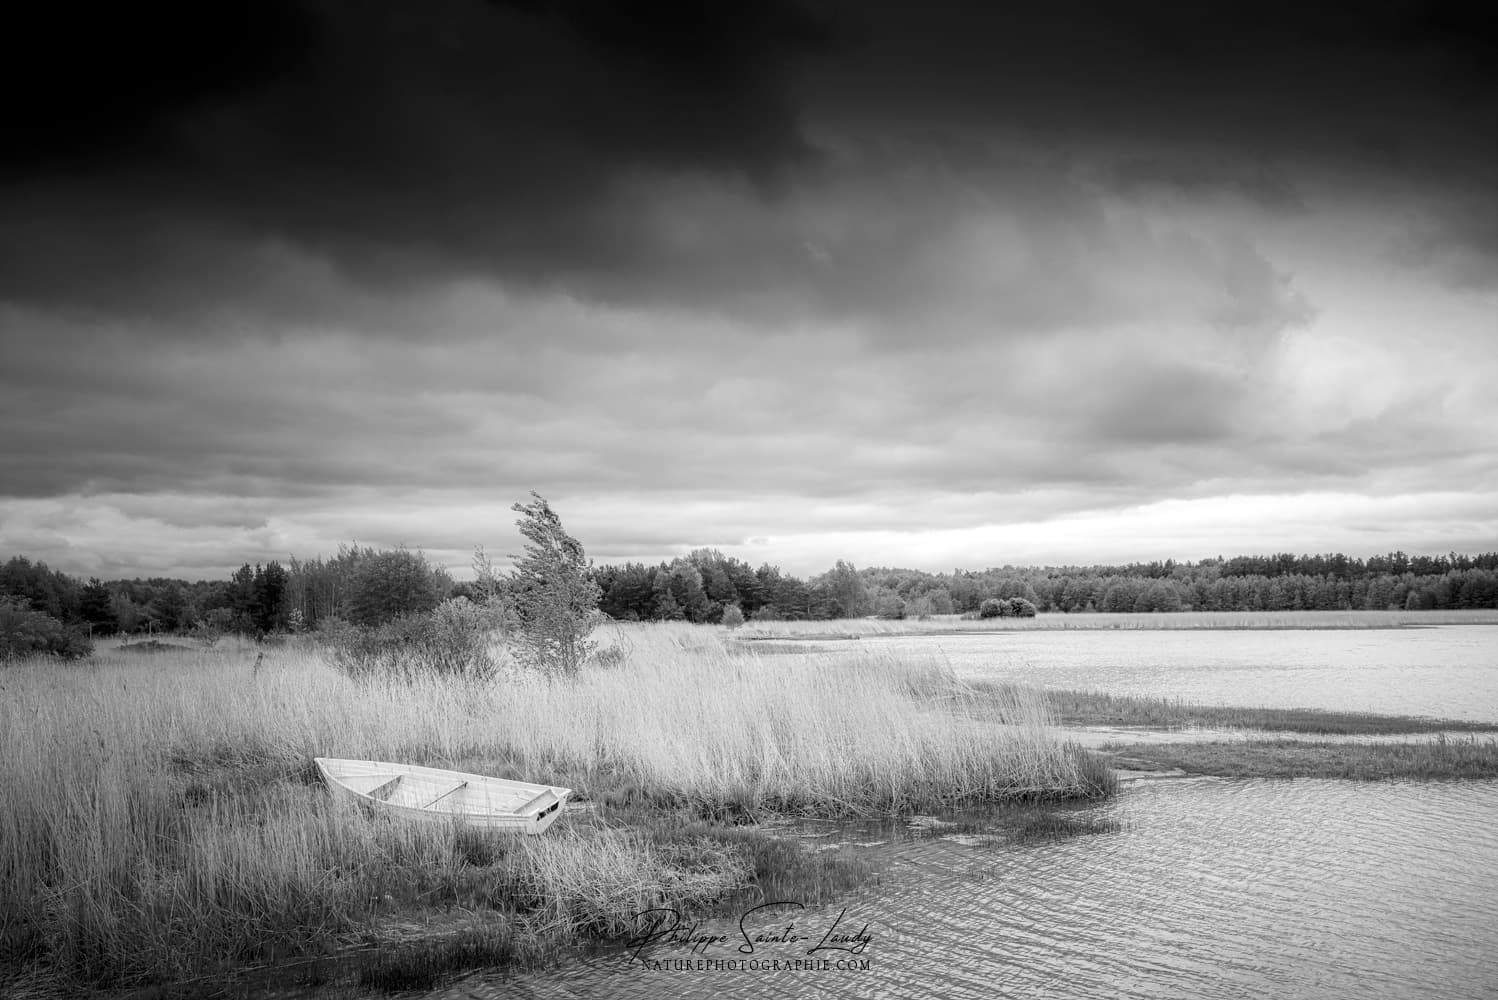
[4,548,1497,641]
[595,550,1498,621]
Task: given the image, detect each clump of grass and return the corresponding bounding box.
[1104,736,1498,780]
[487,829,750,938]
[355,920,534,993]
[669,824,875,910]
[1042,688,1498,735]
[1008,808,1121,843]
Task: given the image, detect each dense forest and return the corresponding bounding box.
[4,548,1498,638]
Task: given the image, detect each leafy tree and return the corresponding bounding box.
[228,563,257,626]
[507,492,602,677]
[0,556,81,621]
[598,561,654,621]
[720,603,745,628]
[349,549,446,627]
[252,562,289,633]
[651,570,686,620]
[666,560,712,623]
[0,597,92,659]
[979,598,1003,619]
[150,581,189,632]
[79,578,118,633]
[816,560,869,618]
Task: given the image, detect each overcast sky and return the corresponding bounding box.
[2,1,1495,581]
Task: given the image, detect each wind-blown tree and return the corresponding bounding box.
[508,493,602,677]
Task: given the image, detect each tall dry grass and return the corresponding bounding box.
[0,624,1107,990]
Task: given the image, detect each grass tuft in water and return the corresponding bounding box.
[1042,688,1498,735]
[356,922,534,993]
[1104,735,1498,780]
[1008,808,1121,843]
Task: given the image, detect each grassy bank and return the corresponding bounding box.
[0,625,1108,995]
[1041,688,1498,735]
[1104,736,1498,780]
[736,608,1498,638]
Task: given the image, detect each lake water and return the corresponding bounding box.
[855,625,1498,722]
[436,626,1498,999]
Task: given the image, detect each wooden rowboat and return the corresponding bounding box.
[314,757,570,834]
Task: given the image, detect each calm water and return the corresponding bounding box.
[857,625,1498,722]
[434,626,1498,1000]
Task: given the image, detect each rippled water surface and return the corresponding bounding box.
[444,780,1498,1000]
[857,625,1498,721]
[431,626,1498,1000]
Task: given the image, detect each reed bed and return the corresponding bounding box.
[1040,688,1498,735]
[0,623,1107,992]
[1103,735,1498,780]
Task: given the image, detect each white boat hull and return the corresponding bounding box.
[315,757,570,834]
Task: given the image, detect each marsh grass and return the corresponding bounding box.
[355,920,529,993]
[1007,808,1122,843]
[1040,688,1498,735]
[1103,735,1498,780]
[1,622,1104,993]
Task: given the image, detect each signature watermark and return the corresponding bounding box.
[624,901,873,973]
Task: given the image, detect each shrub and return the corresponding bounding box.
[720,604,745,628]
[1004,597,1039,618]
[0,597,93,660]
[321,598,501,681]
[980,597,1038,619]
[423,597,503,677]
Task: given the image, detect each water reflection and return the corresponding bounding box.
[440,780,1498,1000]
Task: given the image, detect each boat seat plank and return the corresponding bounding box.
[367,775,403,801]
[514,789,561,816]
[423,781,469,808]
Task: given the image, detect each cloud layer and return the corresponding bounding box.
[2,1,1495,578]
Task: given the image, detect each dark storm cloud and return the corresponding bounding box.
[2,3,319,178]
[0,0,829,318]
[1391,201,1498,290]
[1099,156,1307,213]
[2,0,1492,324]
